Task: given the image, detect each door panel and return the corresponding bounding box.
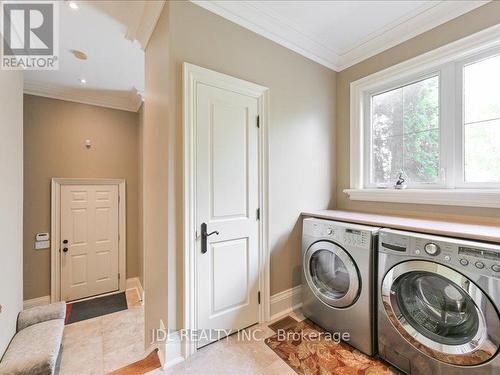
[211,101,248,219]
[61,184,119,301]
[211,238,249,314]
[196,82,260,348]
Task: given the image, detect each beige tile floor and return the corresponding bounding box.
[148,311,305,375]
[60,290,303,375]
[59,289,145,375]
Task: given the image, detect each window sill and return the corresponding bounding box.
[344,188,500,209]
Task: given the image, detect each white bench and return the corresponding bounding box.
[0,302,66,375]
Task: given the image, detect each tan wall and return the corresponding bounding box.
[143,3,170,348]
[336,2,500,225]
[137,104,144,286]
[0,71,23,356]
[23,95,139,300]
[164,1,336,328]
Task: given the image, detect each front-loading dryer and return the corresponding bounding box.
[302,218,380,355]
[378,229,500,374]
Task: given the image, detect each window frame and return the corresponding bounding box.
[347,24,500,207]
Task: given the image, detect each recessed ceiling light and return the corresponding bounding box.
[79,78,87,84]
[71,49,87,60]
[68,1,79,10]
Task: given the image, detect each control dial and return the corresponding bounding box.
[424,243,440,256]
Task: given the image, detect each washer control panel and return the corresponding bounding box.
[424,242,440,256]
[380,229,500,277]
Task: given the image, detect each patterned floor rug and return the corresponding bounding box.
[265,318,399,375]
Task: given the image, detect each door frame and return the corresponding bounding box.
[183,63,270,358]
[50,178,126,303]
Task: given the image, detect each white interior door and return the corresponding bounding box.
[61,184,119,301]
[196,82,260,348]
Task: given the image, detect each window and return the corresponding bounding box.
[370,76,440,187]
[359,48,500,190]
[463,54,500,183]
[348,30,500,207]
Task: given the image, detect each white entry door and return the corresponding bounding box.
[196,81,260,347]
[61,184,119,301]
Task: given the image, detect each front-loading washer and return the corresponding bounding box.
[378,229,500,374]
[302,218,380,355]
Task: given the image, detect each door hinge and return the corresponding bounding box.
[256,115,260,128]
[118,273,121,280]
[258,291,261,304]
[256,208,260,220]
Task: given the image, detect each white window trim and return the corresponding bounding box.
[348,23,500,208]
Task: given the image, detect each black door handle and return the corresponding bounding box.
[201,222,219,254]
[63,247,68,253]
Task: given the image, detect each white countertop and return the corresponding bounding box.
[301,210,500,243]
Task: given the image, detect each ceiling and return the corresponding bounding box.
[192,0,488,71]
[23,1,486,111]
[24,1,164,112]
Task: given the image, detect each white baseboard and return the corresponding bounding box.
[126,277,144,304]
[164,331,185,369]
[23,295,51,310]
[269,285,302,321]
[147,336,184,370]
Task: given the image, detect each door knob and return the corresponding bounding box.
[63,247,68,253]
[201,223,219,254]
[63,239,68,244]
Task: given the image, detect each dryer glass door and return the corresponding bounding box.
[304,241,360,308]
[381,260,500,366]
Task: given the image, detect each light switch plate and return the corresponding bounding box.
[35,240,50,250]
[36,233,50,241]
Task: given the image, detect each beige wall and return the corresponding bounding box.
[336,2,500,225]
[23,95,140,300]
[137,104,144,286]
[143,2,170,350]
[0,71,23,356]
[164,1,336,328]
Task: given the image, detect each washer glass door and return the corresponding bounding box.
[305,241,360,308]
[382,260,500,366]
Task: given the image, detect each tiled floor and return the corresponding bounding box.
[59,289,145,375]
[60,292,304,375]
[148,311,306,375]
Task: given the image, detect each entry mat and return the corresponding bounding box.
[265,316,399,374]
[65,292,127,324]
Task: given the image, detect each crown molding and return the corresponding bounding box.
[336,0,489,70]
[24,80,142,112]
[191,0,340,70]
[192,0,489,72]
[126,0,166,50]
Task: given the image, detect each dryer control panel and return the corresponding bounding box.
[344,229,370,248]
[380,229,500,278]
[303,218,377,250]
